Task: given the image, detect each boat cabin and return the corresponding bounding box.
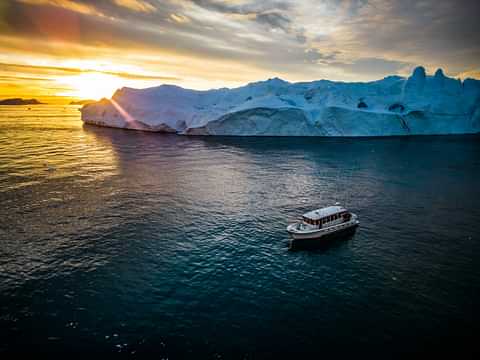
[302,206,351,228]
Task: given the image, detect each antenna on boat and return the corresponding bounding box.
[344,166,351,206]
[343,162,356,207]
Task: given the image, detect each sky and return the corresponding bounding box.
[0,0,479,102]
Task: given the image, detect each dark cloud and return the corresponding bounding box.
[255,12,290,31]
[303,48,339,64]
[190,0,292,16]
[337,0,480,73]
[190,0,294,32]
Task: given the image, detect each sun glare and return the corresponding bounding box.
[59,72,124,100]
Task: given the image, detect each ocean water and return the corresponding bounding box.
[1,105,480,357]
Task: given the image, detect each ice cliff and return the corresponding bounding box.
[81,67,480,136]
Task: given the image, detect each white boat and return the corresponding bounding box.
[286,205,359,241]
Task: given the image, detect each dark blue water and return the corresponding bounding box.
[1,106,480,357]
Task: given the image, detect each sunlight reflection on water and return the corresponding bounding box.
[0,106,119,191]
[1,105,480,357]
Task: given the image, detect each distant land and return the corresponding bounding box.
[0,98,45,105]
[69,99,96,105]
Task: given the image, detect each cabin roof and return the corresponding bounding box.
[303,206,346,220]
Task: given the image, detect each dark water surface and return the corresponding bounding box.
[1,106,480,357]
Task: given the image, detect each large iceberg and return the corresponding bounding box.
[81,67,480,136]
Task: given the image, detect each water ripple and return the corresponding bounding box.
[1,106,480,356]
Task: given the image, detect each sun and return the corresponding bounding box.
[58,72,124,100]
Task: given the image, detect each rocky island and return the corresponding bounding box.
[0,98,44,105]
[81,67,480,136]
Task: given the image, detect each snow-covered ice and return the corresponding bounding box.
[81,67,480,136]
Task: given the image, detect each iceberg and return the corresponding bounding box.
[81,67,480,136]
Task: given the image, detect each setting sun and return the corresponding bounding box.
[58,72,124,100]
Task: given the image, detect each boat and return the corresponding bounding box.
[286,205,359,242]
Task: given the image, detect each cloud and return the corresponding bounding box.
[170,13,190,23]
[255,11,290,31]
[327,0,480,73]
[16,0,97,15]
[112,0,156,13]
[189,0,295,32]
[0,0,479,99]
[0,61,181,81]
[332,57,412,76]
[190,0,292,16]
[0,74,53,81]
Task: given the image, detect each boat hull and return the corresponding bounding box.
[289,224,358,250]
